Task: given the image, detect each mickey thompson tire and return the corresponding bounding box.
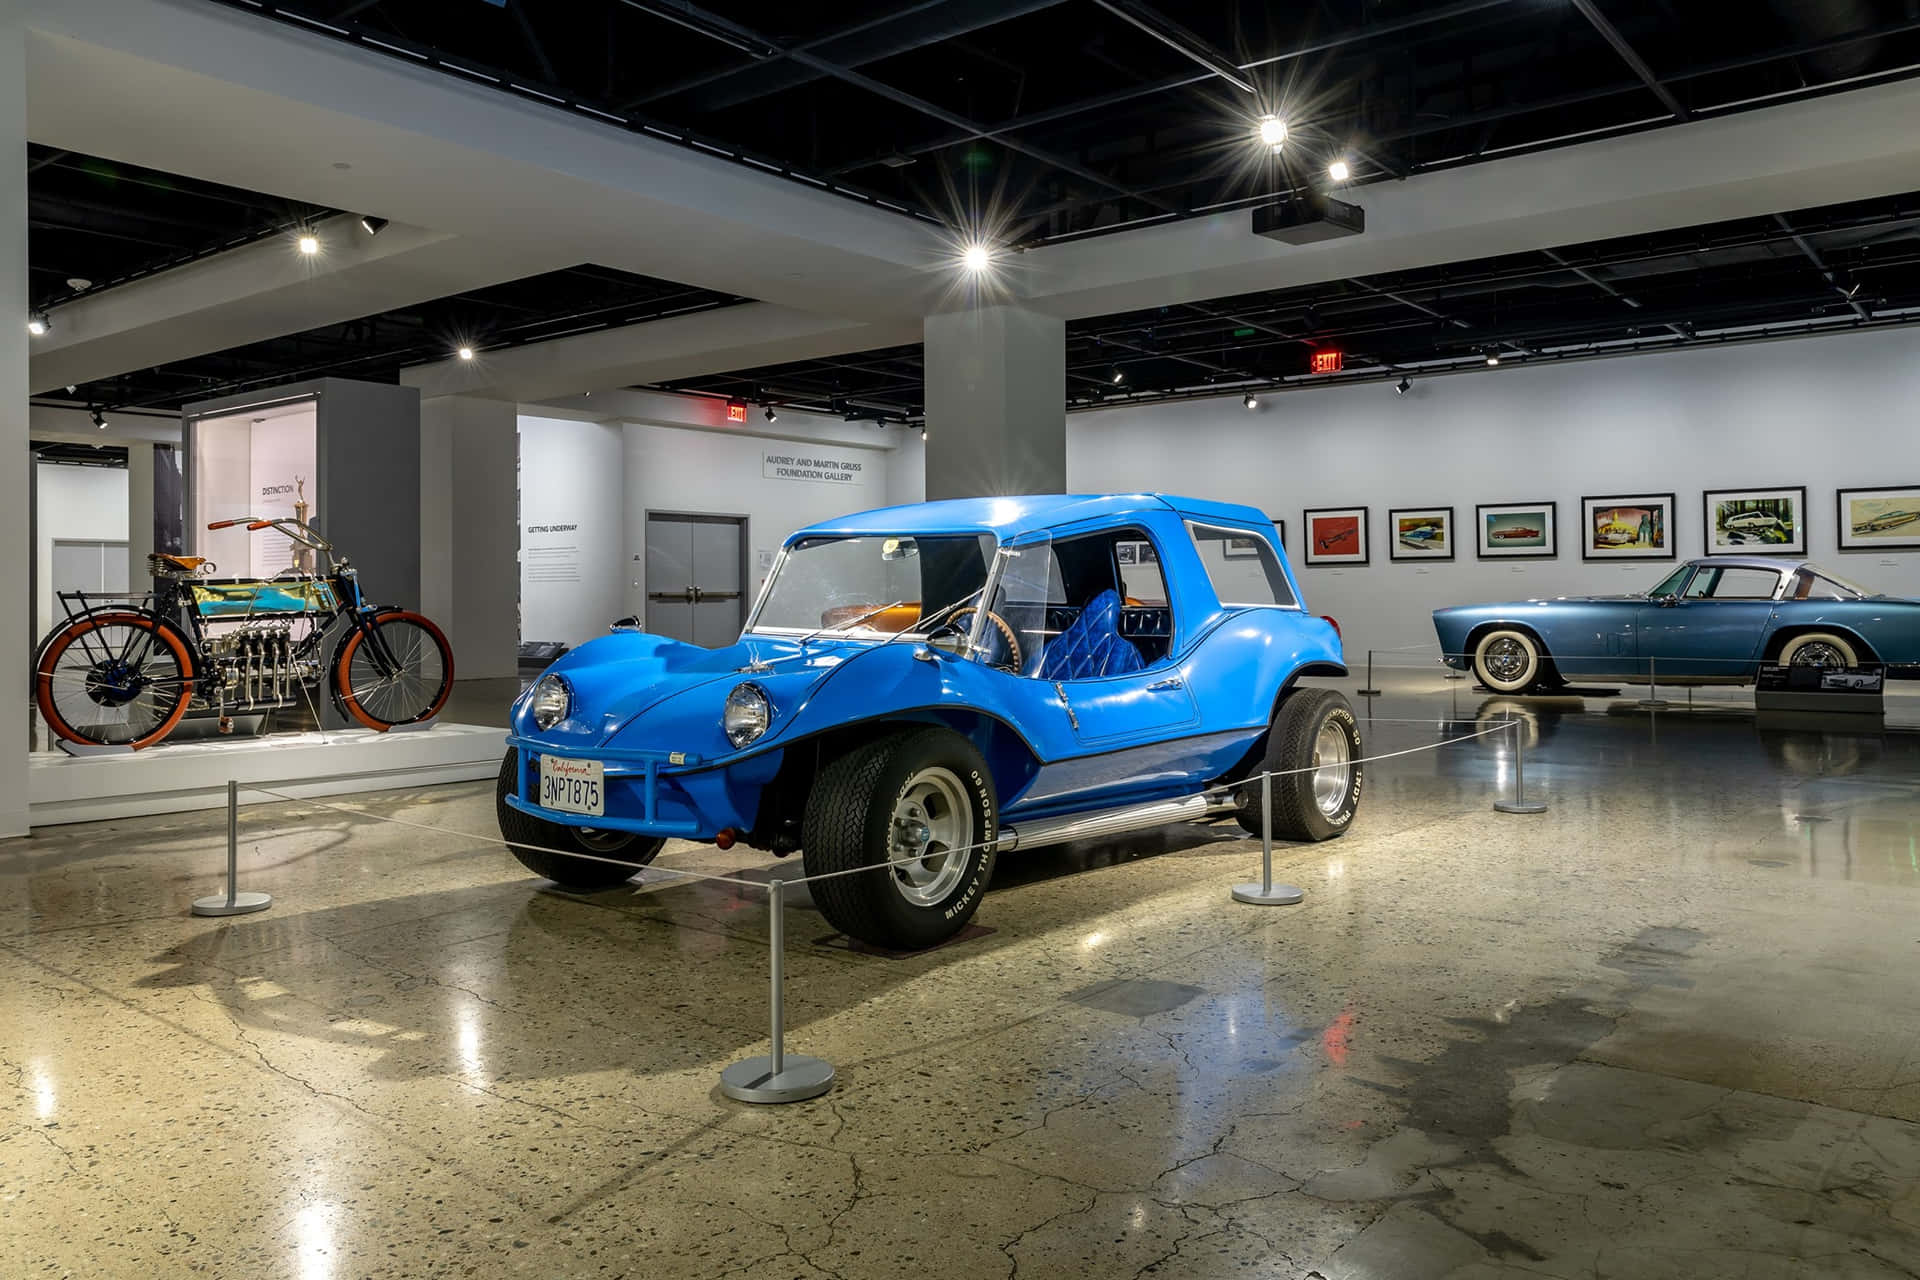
[1236,688,1364,842]
[802,728,998,951]
[495,749,664,890]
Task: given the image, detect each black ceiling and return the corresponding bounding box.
[209,0,1920,245]
[658,188,1920,418]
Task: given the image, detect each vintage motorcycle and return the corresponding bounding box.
[34,515,453,750]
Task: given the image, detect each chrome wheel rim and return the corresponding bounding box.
[1481,636,1530,683]
[888,767,973,907]
[575,828,637,853]
[1789,641,1846,668]
[1311,722,1353,816]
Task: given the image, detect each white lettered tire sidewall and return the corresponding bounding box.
[1778,631,1860,670]
[1473,628,1544,693]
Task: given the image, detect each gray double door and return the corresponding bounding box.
[644,512,746,647]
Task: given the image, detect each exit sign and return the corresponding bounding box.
[726,401,748,423]
[1310,349,1343,374]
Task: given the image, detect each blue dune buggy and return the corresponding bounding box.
[499,493,1361,948]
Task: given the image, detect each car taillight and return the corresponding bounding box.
[1320,615,1341,638]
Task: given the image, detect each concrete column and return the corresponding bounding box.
[420,395,520,681]
[0,12,28,836]
[125,442,155,573]
[922,305,1065,499]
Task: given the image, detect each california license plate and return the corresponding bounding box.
[539,756,604,817]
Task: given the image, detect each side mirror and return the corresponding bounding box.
[610,616,644,632]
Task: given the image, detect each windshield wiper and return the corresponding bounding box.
[879,586,986,651]
[796,600,907,648]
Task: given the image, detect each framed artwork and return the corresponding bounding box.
[1388,506,1455,561]
[1475,502,1557,558]
[1580,493,1675,561]
[1703,486,1805,556]
[1115,539,1158,567]
[1837,485,1920,550]
[1270,517,1286,551]
[1303,506,1368,566]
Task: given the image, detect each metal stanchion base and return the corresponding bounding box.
[1493,800,1548,815]
[192,891,272,917]
[720,1055,835,1104]
[1231,882,1304,905]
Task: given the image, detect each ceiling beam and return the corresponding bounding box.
[1773,212,1870,320]
[1568,0,1689,120]
[1090,0,1255,94]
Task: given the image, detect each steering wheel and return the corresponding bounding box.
[949,608,1023,673]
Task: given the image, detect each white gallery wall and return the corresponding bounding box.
[35,461,129,638]
[518,397,906,647]
[1068,324,1920,661]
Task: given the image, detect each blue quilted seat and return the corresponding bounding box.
[1039,590,1146,680]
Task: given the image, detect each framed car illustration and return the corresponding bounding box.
[1581,493,1675,561]
[1388,506,1454,561]
[1838,485,1920,550]
[1704,486,1805,556]
[1303,506,1368,566]
[1475,502,1557,558]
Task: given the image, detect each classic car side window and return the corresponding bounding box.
[1685,567,1779,599]
[984,529,1172,678]
[1646,565,1693,598]
[1788,569,1864,600]
[1187,523,1295,607]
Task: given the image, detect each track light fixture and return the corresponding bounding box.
[1256,115,1287,151]
[1111,367,1125,384]
[456,345,474,361]
[90,408,107,430]
[763,404,778,423]
[297,231,320,256]
[921,427,929,442]
[1485,351,1500,366]
[1327,158,1350,182]
[359,215,390,236]
[26,311,49,336]
[1396,377,1411,395]
[961,243,992,272]
[1243,392,1259,410]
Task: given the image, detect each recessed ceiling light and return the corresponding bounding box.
[297,233,320,256]
[457,346,474,361]
[961,243,991,272]
[1327,158,1350,182]
[1256,115,1287,150]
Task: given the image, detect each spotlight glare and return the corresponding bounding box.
[1256,115,1287,149]
[26,312,48,336]
[1243,392,1259,410]
[456,346,474,361]
[1328,158,1350,182]
[297,233,320,256]
[1396,377,1411,395]
[961,243,992,272]
[1485,352,1500,366]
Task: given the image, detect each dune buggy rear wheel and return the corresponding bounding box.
[802,728,998,950]
[1237,688,1364,842]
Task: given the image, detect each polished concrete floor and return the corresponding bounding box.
[6,673,1920,1278]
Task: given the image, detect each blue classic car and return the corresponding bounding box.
[498,493,1359,948]
[1434,556,1920,693]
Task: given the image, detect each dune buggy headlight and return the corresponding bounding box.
[722,682,772,749]
[530,674,571,730]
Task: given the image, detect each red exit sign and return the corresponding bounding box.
[726,401,747,423]
[1310,349,1343,374]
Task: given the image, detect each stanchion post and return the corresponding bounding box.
[1493,714,1548,815]
[1638,656,1670,709]
[192,781,273,917]
[720,877,834,1103]
[1233,771,1305,905]
[1357,649,1381,697]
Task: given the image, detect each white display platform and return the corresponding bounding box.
[30,723,505,827]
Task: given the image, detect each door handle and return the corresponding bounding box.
[1147,677,1184,691]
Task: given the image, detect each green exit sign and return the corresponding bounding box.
[1232,327,1256,338]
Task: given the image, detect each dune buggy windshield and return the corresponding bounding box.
[749,534,998,637]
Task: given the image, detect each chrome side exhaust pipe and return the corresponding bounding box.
[996,789,1239,853]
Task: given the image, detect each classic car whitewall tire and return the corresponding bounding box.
[1777,632,1860,670]
[1237,688,1364,842]
[802,728,998,950]
[1472,628,1547,693]
[496,749,664,889]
